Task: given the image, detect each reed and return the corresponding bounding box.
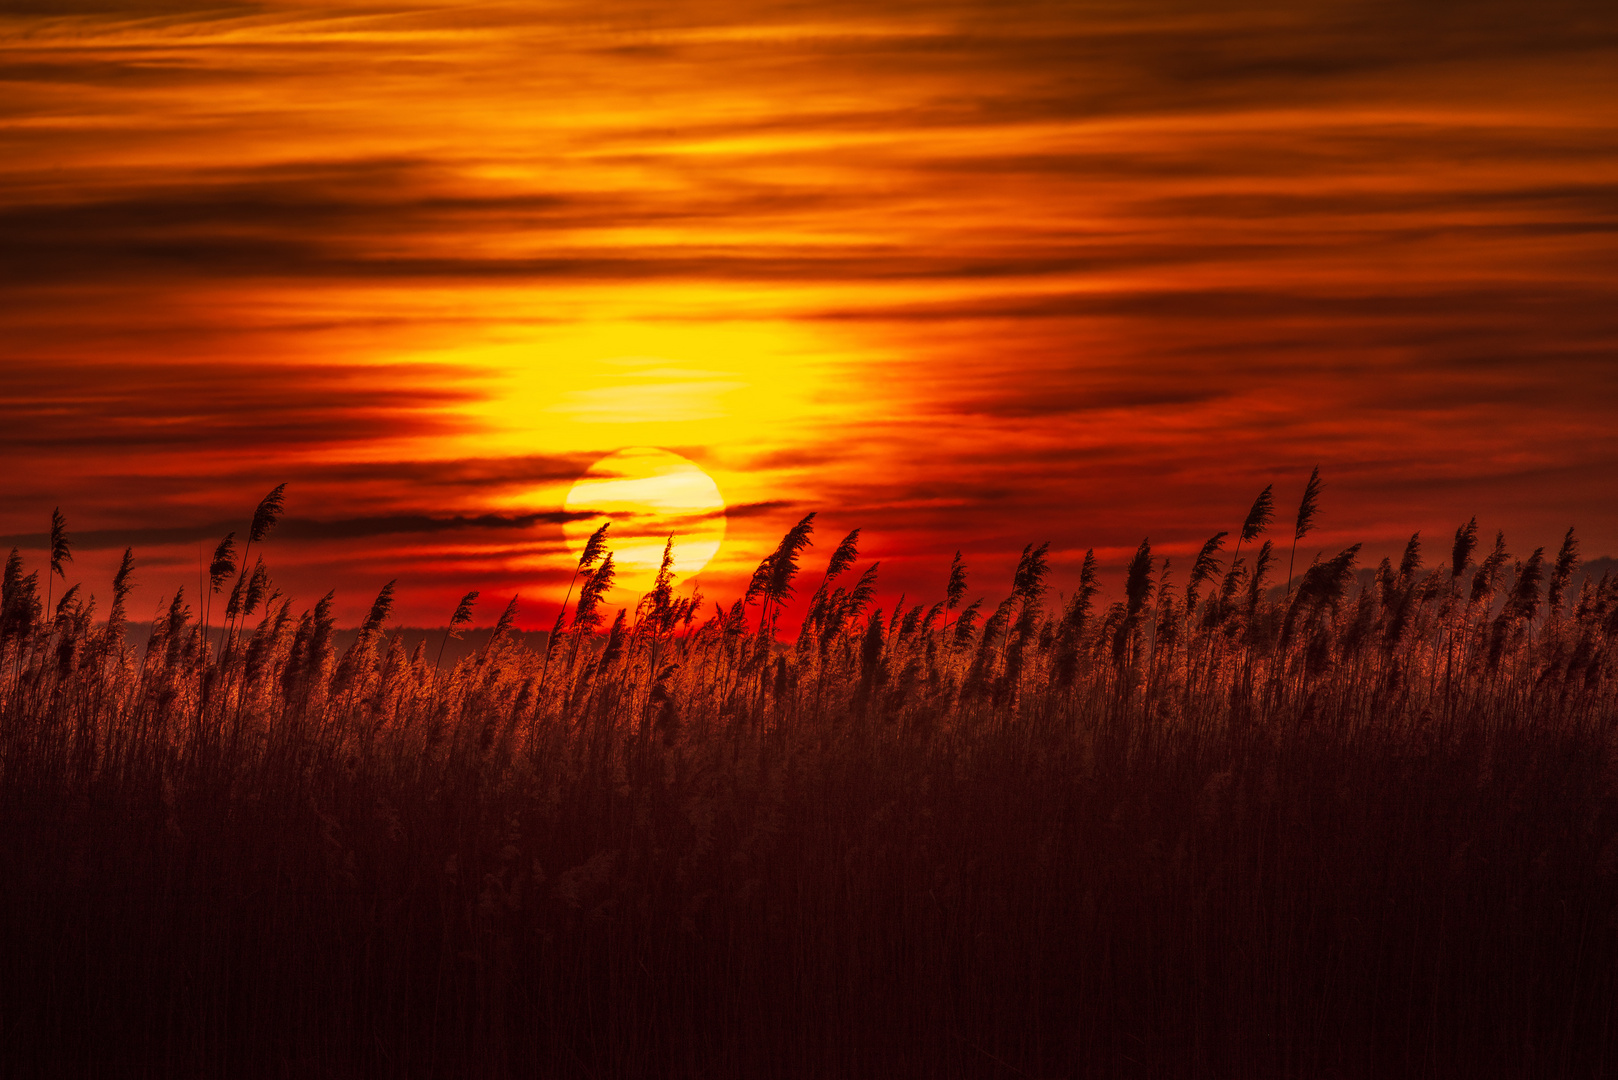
[1,480,1615,1078]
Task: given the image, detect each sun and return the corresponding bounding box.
[562,447,726,596]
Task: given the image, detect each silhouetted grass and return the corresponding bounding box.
[2,487,1616,1078]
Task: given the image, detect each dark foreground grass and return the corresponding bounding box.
[3,502,1617,1077]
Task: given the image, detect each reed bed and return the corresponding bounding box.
[2,487,1616,1078]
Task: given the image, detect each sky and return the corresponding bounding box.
[3,0,1616,627]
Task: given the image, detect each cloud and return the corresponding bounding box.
[0,358,472,456]
[0,510,597,552]
[716,499,795,519]
[313,455,598,490]
[0,0,260,14]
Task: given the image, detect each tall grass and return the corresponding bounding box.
[2,486,1616,1078]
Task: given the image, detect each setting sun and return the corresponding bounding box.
[562,446,726,594]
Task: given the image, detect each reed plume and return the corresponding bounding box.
[1241,484,1275,544]
[104,547,135,658]
[578,521,610,570]
[221,483,288,648]
[539,522,609,693]
[642,537,676,629]
[1547,526,1580,613]
[752,513,816,636]
[1114,538,1154,675]
[946,550,968,610]
[1185,531,1227,621]
[1451,517,1479,586]
[249,483,287,544]
[362,579,397,638]
[437,590,479,674]
[1286,467,1321,597]
[1229,484,1274,598]
[1248,539,1273,619]
[826,529,861,583]
[488,594,520,653]
[1281,543,1361,649]
[952,596,983,646]
[572,557,614,635]
[46,506,71,626]
[1012,541,1050,605]
[205,532,236,645]
[1054,549,1098,687]
[1471,531,1511,604]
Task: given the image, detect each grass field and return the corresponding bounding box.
[2,491,1616,1077]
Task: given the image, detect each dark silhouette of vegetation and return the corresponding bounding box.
[2,477,1617,1077]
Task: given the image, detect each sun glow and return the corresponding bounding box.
[563,447,726,596]
[465,316,828,457]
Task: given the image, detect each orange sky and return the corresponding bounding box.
[3,0,1616,626]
